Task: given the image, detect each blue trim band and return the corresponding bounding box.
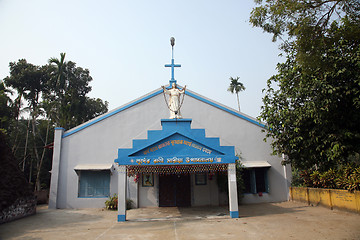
[230,211,239,218]
[55,127,65,130]
[118,214,126,222]
[185,91,266,128]
[62,89,163,138]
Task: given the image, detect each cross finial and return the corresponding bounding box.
[165,37,181,85]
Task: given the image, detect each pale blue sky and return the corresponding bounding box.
[0,0,282,118]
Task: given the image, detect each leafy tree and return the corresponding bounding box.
[4,59,38,153]
[4,60,50,191]
[2,54,108,192]
[227,77,246,112]
[250,1,360,171]
[0,81,14,131]
[46,54,108,129]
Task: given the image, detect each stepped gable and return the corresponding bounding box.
[115,119,236,166]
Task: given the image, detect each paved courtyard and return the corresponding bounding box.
[0,201,359,240]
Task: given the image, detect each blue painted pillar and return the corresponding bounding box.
[117,165,127,222]
[228,163,239,218]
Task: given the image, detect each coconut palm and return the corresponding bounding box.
[227,77,245,112]
[48,52,66,92]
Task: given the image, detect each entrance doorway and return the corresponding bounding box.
[159,174,191,207]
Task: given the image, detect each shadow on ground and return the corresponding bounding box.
[238,202,309,218]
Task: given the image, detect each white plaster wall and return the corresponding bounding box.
[57,90,167,208]
[182,93,288,204]
[138,174,159,207]
[192,173,219,206]
[54,87,289,208]
[127,176,138,208]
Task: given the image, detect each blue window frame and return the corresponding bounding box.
[243,168,269,194]
[78,170,110,198]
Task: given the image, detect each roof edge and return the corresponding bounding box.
[62,86,266,138]
[62,88,163,138]
[185,90,266,128]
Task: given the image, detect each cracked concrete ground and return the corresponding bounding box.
[0,201,359,240]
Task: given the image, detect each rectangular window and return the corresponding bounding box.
[78,170,110,198]
[242,168,268,194]
[243,169,252,193]
[255,168,266,193]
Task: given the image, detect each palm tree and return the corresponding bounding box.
[48,52,66,90]
[47,53,67,127]
[227,77,245,112]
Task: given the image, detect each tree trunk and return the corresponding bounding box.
[22,118,31,171]
[236,92,241,112]
[31,111,41,191]
[12,93,23,154]
[35,120,50,191]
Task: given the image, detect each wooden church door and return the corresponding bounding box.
[159,174,191,207]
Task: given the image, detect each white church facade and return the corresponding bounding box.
[48,39,291,221]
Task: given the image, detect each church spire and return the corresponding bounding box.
[165,37,181,86]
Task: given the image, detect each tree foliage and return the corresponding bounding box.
[227,76,246,112]
[0,81,13,131]
[45,55,108,129]
[250,1,360,171]
[2,54,108,191]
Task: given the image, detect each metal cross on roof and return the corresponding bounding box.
[165,37,181,86]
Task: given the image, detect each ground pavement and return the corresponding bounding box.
[0,201,359,240]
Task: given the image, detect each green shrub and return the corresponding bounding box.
[105,194,118,210]
[216,160,245,204]
[299,170,312,187]
[293,164,360,192]
[291,168,305,187]
[337,166,360,192]
[319,169,337,189]
[105,194,134,210]
[310,170,321,188]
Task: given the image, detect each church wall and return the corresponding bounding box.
[138,174,159,207]
[181,94,290,203]
[127,176,138,208]
[191,173,219,206]
[55,92,167,208]
[52,88,290,209]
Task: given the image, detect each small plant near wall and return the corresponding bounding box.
[105,194,134,210]
[216,156,246,204]
[105,194,118,210]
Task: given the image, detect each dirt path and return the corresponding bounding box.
[0,201,359,240]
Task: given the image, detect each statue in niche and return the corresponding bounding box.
[162,83,186,119]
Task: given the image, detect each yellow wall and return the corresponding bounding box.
[290,187,360,213]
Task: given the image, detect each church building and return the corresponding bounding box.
[48,38,291,221]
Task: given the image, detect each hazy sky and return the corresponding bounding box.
[0,0,282,119]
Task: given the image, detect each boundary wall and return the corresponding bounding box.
[290,187,360,213]
[0,196,36,224]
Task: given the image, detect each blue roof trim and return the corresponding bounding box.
[185,91,266,128]
[62,88,265,138]
[62,89,163,138]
